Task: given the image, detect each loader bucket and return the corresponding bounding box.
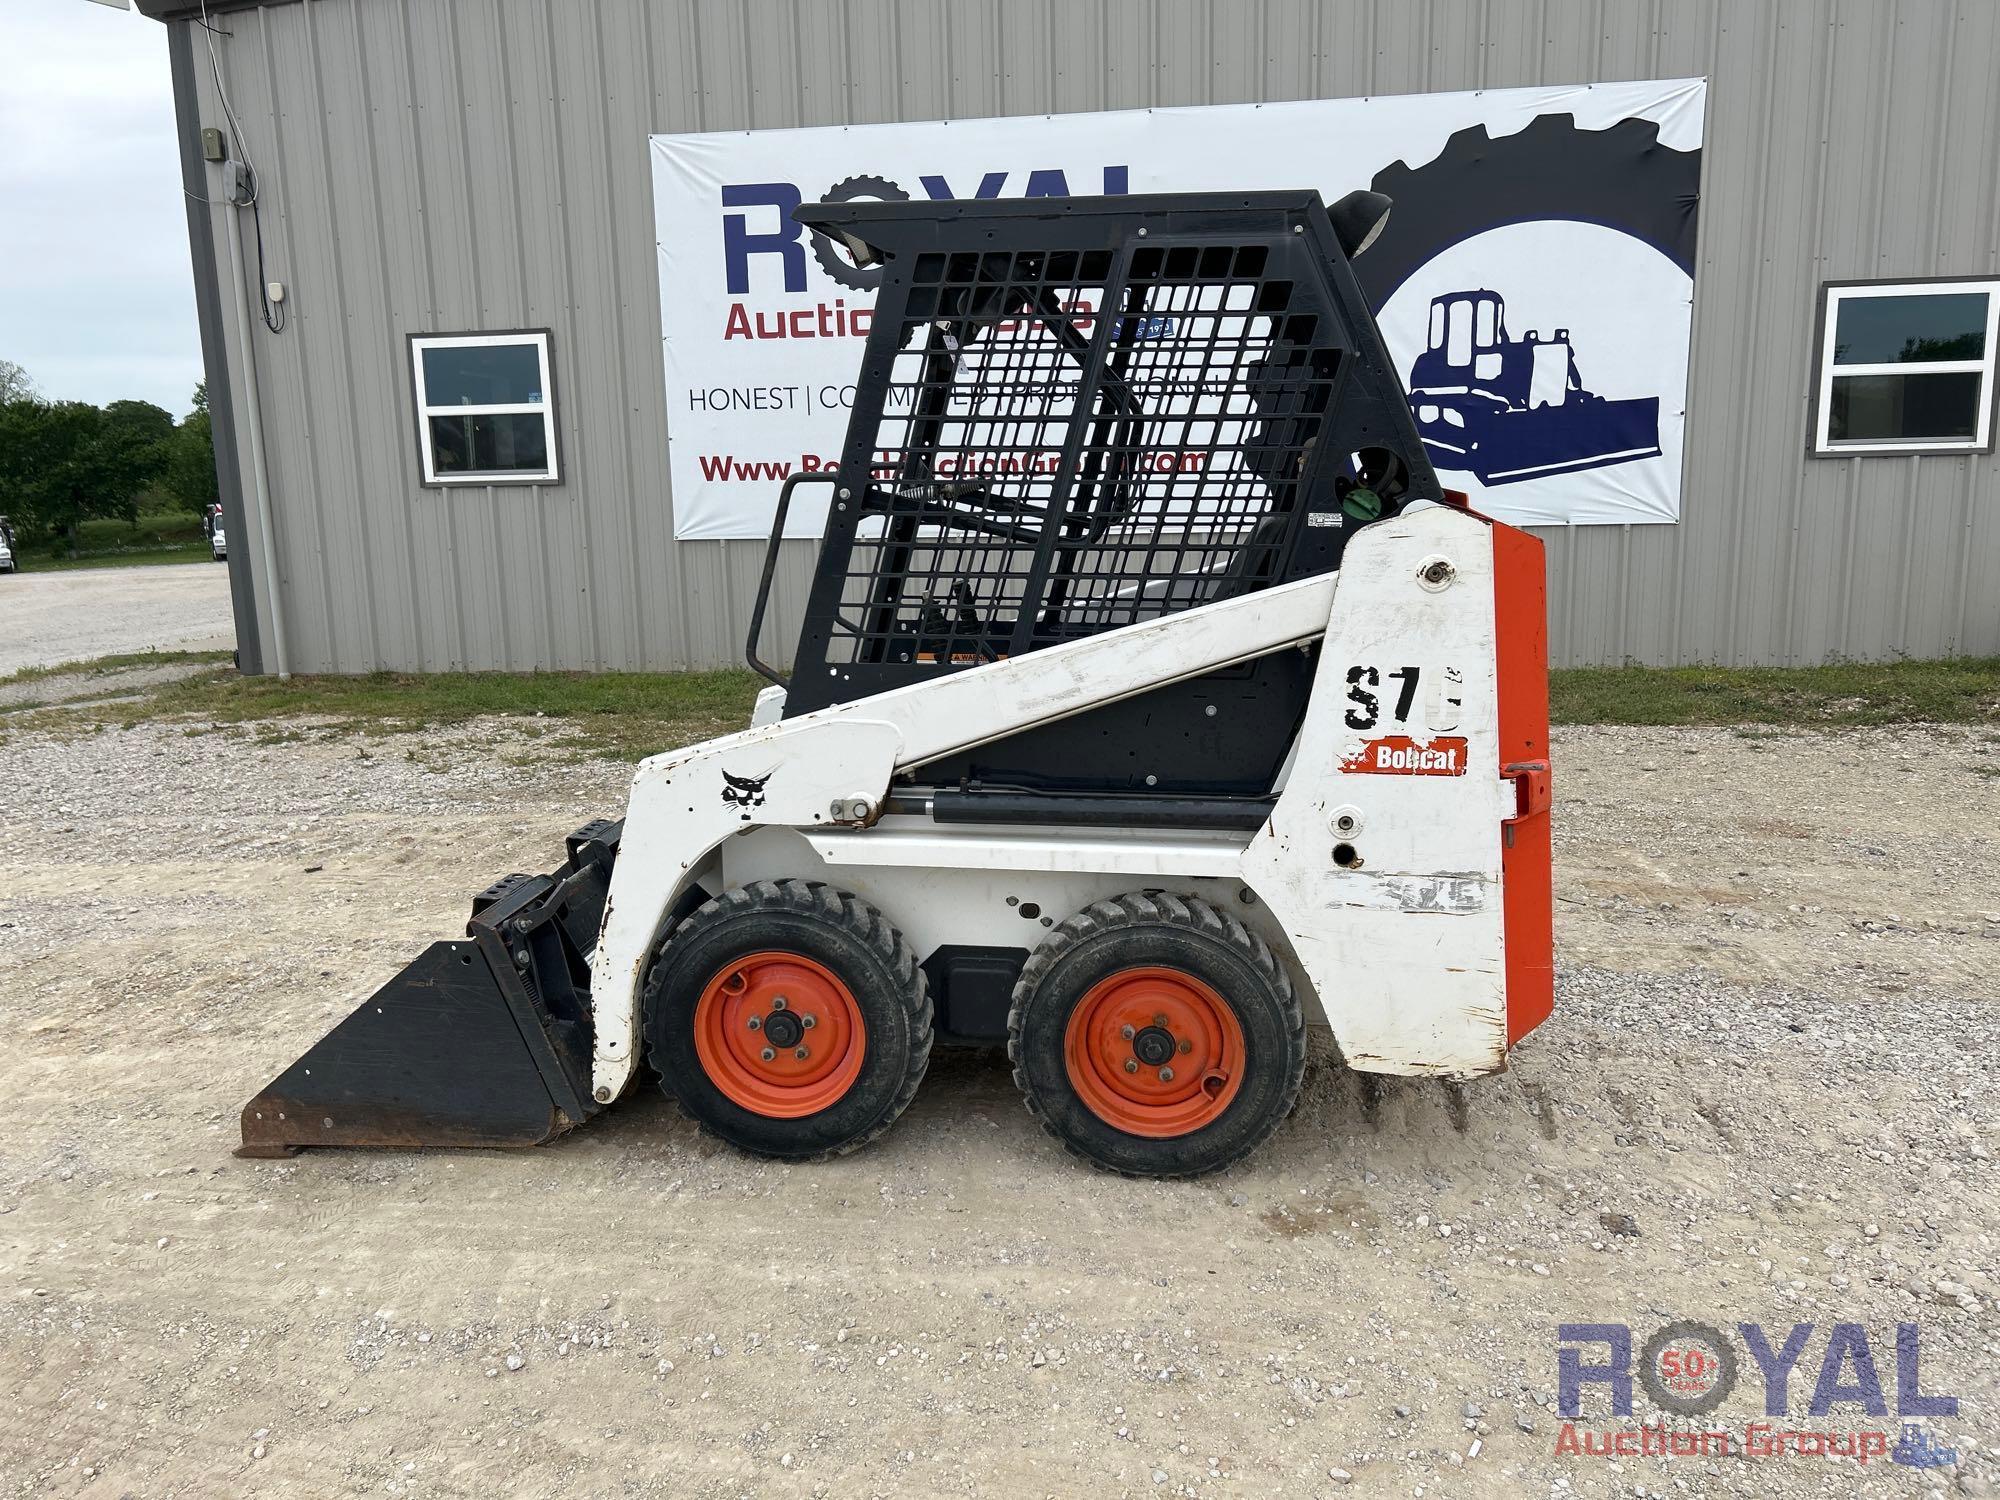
[236,819,620,1157]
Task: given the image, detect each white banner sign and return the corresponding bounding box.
[651,79,1705,539]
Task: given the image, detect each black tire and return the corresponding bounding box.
[1358,113,1702,310]
[1007,893,1305,1177]
[808,173,911,291]
[641,879,932,1160]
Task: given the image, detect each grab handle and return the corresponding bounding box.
[745,471,839,688]
[1501,759,1552,846]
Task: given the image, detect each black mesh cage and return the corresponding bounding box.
[782,192,1438,715]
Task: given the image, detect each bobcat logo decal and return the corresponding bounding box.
[721,769,772,816]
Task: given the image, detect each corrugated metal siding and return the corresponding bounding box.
[180,0,2000,674]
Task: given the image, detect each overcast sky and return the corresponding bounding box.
[0,0,201,415]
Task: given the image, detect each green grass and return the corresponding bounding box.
[0,648,232,691]
[5,655,1995,762]
[11,511,213,572]
[0,650,235,729]
[1550,657,2000,727]
[34,664,767,761]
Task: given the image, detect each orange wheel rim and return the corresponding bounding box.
[693,951,866,1119]
[1062,966,1245,1137]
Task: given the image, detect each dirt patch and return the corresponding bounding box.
[1259,1205,1327,1239]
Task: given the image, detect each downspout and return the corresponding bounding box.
[220,167,290,679]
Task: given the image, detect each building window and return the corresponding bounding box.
[1813,280,1999,455]
[409,331,560,484]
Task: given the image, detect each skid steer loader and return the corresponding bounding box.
[239,189,1553,1176]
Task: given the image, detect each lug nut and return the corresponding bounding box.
[801,1014,817,1029]
[771,996,788,1011]
[1179,1038,1192,1054]
[1159,1067,1175,1083]
[1124,1059,1139,1074]
[795,1047,810,1061]
[747,1015,762,1030]
[1153,1014,1168,1028]
[760,1047,776,1062]
[1120,1024,1136,1040]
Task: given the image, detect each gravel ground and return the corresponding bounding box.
[0,715,1994,1498]
[0,563,235,676]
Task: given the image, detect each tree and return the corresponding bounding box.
[0,401,90,548]
[165,382,220,516]
[0,399,171,555]
[0,401,36,524]
[103,399,175,504]
[0,359,33,404]
[95,400,175,531]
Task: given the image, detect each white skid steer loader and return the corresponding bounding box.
[239,189,1553,1176]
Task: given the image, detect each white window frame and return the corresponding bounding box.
[1812,278,2000,456]
[410,330,561,485]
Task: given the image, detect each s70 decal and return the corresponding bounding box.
[1339,663,1469,775]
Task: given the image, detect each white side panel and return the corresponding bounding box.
[723,829,1131,960]
[806,823,1248,878]
[1240,506,1512,1077]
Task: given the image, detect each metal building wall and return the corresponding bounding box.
[172,0,2000,675]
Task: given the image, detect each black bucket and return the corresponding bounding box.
[237,820,619,1156]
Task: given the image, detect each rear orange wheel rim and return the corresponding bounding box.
[693,951,866,1118]
[1062,966,1245,1137]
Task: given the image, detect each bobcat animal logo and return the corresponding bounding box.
[721,768,772,813]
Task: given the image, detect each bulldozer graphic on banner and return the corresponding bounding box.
[1407,288,1662,486]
